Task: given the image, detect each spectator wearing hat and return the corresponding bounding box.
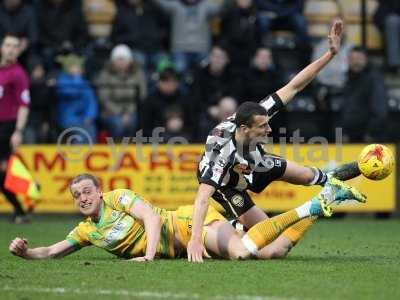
[55,54,98,143]
[95,44,147,140]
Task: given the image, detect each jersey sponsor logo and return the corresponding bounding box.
[21,89,30,104]
[104,220,127,245]
[257,156,276,171]
[232,194,244,207]
[0,86,3,98]
[118,194,130,206]
[216,157,227,168]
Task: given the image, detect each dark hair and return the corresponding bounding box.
[235,102,267,127]
[159,67,178,81]
[350,46,367,56]
[69,173,100,192]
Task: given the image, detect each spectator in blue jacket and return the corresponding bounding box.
[55,54,98,143]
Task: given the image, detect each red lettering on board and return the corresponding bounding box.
[86,152,109,171]
[117,152,140,170]
[150,151,172,170]
[34,153,66,171]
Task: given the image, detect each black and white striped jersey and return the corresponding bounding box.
[197,93,287,191]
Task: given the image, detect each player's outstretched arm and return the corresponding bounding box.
[9,238,76,259]
[275,19,343,105]
[128,201,162,262]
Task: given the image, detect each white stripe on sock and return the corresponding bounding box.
[241,235,258,256]
[295,201,312,219]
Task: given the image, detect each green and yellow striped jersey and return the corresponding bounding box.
[66,189,175,258]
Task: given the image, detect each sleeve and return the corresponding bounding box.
[82,82,98,120]
[66,224,91,250]
[152,0,178,14]
[110,189,143,214]
[259,93,284,118]
[14,69,30,107]
[197,141,233,188]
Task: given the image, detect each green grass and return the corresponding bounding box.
[1,216,400,300]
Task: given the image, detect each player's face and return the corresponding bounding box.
[244,115,271,144]
[70,179,103,217]
[0,36,20,64]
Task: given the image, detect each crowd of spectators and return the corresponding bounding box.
[1,0,395,144]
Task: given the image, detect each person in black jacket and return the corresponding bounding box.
[340,47,388,142]
[192,45,240,111]
[191,45,241,140]
[242,47,283,102]
[220,0,260,73]
[111,0,168,72]
[141,68,193,139]
[36,0,89,68]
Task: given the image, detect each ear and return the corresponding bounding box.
[239,124,248,131]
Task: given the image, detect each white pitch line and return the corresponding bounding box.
[2,285,298,300]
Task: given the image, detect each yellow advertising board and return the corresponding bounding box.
[0,144,396,213]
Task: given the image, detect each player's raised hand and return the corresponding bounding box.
[187,238,210,263]
[9,237,28,257]
[328,19,343,55]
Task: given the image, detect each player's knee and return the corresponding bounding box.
[268,247,289,259]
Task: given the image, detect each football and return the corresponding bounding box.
[358,144,395,180]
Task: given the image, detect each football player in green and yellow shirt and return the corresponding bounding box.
[9,173,366,262]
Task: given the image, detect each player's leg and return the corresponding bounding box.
[242,180,367,255]
[204,197,329,260]
[204,220,251,260]
[213,188,313,259]
[279,161,326,185]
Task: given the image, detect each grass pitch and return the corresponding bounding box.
[1,216,399,300]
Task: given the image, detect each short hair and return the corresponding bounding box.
[235,102,267,127]
[69,173,100,192]
[159,67,178,81]
[350,46,367,56]
[1,33,20,45]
